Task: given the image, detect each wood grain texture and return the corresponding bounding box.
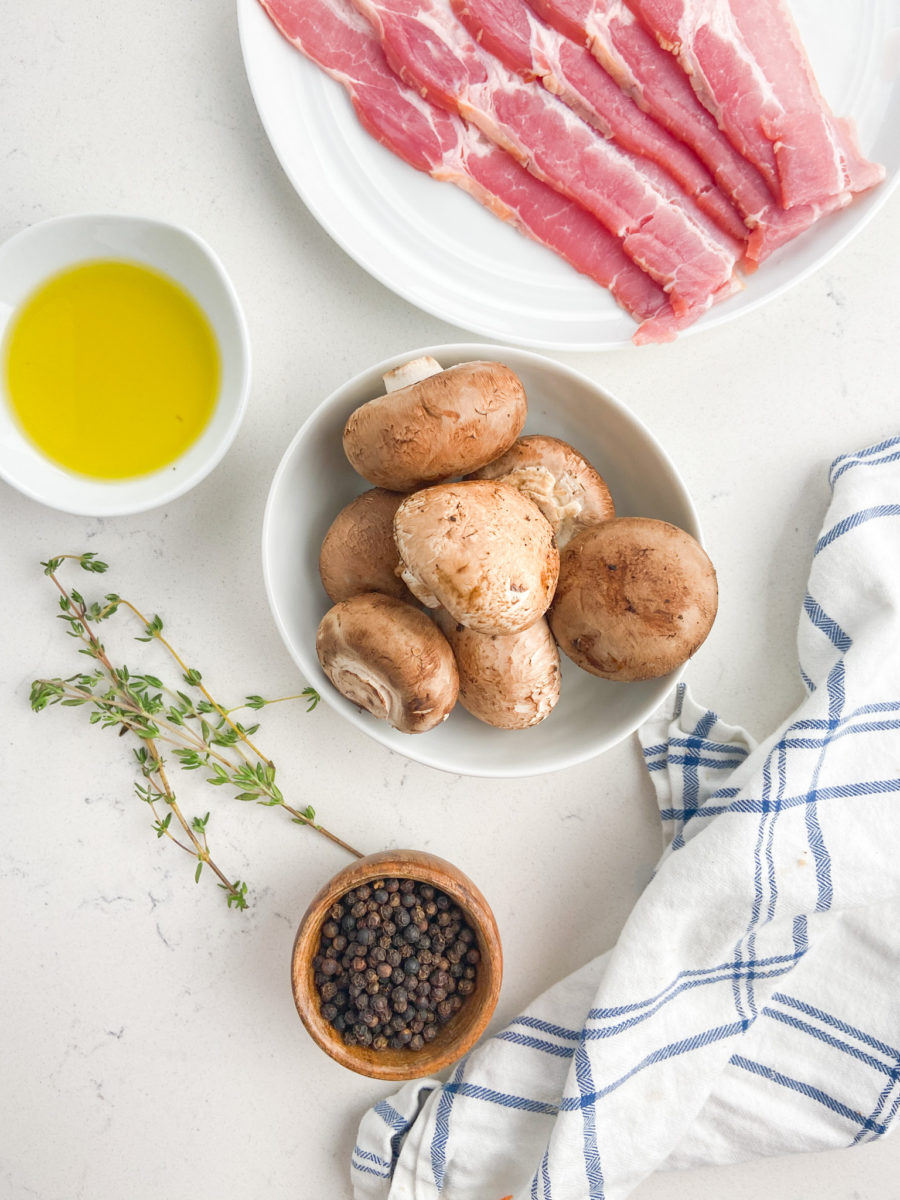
[291,849,503,1079]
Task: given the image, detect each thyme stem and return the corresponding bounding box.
[33,553,364,909]
[117,597,274,766]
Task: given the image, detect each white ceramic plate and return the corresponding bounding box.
[262,344,701,778]
[237,0,900,351]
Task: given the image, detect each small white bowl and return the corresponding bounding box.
[0,213,251,516]
[262,344,702,779]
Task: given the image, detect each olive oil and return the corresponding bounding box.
[3,259,220,479]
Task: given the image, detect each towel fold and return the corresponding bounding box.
[352,434,900,1200]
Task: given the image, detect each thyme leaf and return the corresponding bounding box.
[31,553,364,910]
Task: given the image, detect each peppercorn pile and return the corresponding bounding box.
[312,877,481,1051]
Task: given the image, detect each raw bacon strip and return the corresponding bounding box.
[350,0,742,316]
[255,0,697,343]
[526,0,856,262]
[451,0,748,244]
[624,0,885,211]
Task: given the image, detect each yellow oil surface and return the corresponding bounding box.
[3,259,220,479]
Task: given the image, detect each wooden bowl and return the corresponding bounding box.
[291,849,502,1079]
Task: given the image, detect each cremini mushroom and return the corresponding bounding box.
[434,608,561,729]
[548,517,718,681]
[467,434,615,547]
[315,592,458,734]
[393,480,559,635]
[342,359,527,491]
[318,488,411,604]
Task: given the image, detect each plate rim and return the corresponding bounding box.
[237,0,900,352]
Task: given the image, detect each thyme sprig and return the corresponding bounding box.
[31,553,363,909]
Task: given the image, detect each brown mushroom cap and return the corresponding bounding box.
[467,434,615,547]
[548,517,718,682]
[342,361,527,492]
[393,480,559,635]
[434,608,561,729]
[319,488,411,604]
[316,593,458,734]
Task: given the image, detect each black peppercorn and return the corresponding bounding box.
[313,876,482,1054]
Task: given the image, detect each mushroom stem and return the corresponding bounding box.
[382,355,443,393]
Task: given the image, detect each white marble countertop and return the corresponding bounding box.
[2,3,899,1198]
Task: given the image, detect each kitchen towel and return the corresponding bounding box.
[351,433,900,1200]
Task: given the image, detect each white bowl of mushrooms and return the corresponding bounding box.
[262,344,715,778]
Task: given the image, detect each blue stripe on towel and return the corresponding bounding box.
[829,436,900,486]
[732,1056,890,1136]
[560,1023,747,1111]
[815,504,900,555]
[802,592,852,651]
[771,994,900,1062]
[431,1060,466,1190]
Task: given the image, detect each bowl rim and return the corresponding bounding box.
[262,342,703,777]
[0,211,252,516]
[290,848,503,1080]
